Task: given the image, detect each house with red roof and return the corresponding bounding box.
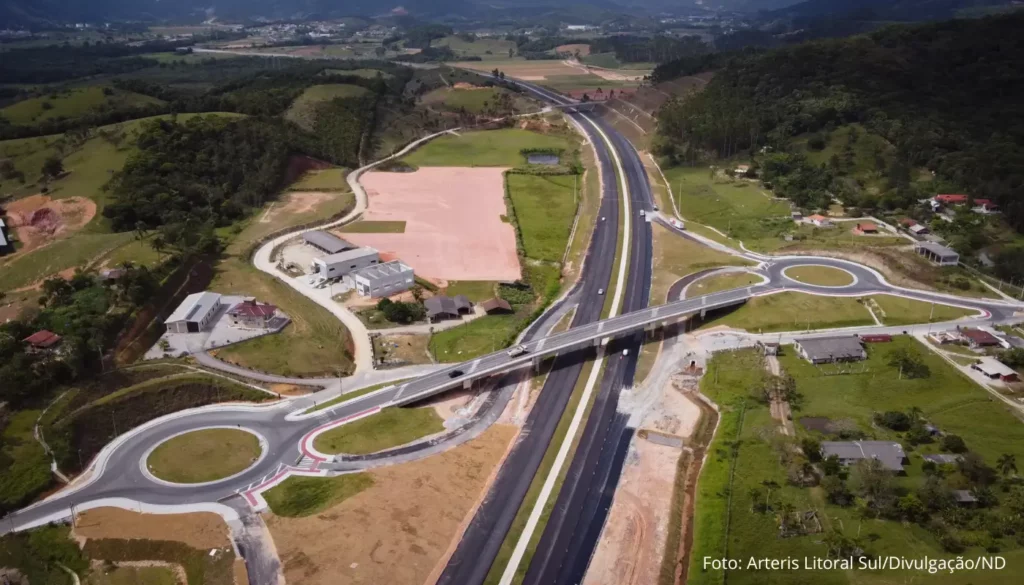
[855,222,879,234]
[934,194,969,205]
[227,299,278,330]
[23,330,62,352]
[807,214,833,228]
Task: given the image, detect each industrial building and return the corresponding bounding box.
[311,248,380,282]
[165,292,223,334]
[794,336,867,364]
[303,230,356,255]
[351,261,415,298]
[915,241,959,266]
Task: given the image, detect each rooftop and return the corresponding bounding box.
[922,454,961,465]
[480,298,513,313]
[915,241,959,258]
[303,230,355,254]
[23,330,62,348]
[425,294,473,318]
[228,299,278,318]
[821,441,905,472]
[796,336,866,361]
[319,247,379,265]
[166,291,222,324]
[352,260,413,281]
[973,356,1017,377]
[960,328,1000,345]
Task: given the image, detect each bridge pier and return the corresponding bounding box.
[700,309,706,319]
[463,379,472,390]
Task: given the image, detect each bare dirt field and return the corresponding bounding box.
[375,333,433,365]
[3,194,96,253]
[266,424,517,585]
[73,507,231,550]
[343,168,521,281]
[585,380,700,585]
[260,191,334,224]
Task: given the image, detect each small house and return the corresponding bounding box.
[820,441,906,472]
[959,327,1001,349]
[794,336,866,364]
[23,330,62,352]
[480,298,513,315]
[934,194,969,206]
[227,299,278,330]
[971,357,1020,382]
[909,224,930,236]
[855,222,879,234]
[807,214,833,228]
[973,199,998,214]
[425,295,473,322]
[900,218,918,228]
[99,268,126,282]
[733,164,751,177]
[952,490,978,506]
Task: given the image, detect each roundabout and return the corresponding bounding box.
[143,427,267,486]
[782,264,857,288]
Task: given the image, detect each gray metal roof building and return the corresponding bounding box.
[915,241,959,266]
[820,441,906,472]
[352,260,414,298]
[303,230,355,254]
[165,291,223,334]
[794,336,867,364]
[425,295,473,321]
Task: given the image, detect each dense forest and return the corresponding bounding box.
[655,14,1024,234]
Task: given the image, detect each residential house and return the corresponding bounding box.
[909,224,930,236]
[855,222,879,234]
[480,298,514,315]
[733,164,751,177]
[820,441,906,472]
[959,327,1002,349]
[971,357,1020,382]
[807,214,834,228]
[425,295,473,322]
[227,299,278,330]
[952,490,978,506]
[23,330,62,353]
[794,336,867,364]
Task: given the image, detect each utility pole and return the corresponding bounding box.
[929,302,935,322]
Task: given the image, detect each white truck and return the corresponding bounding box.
[507,344,529,358]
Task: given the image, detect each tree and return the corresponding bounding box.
[941,434,967,453]
[1000,348,1024,369]
[957,452,997,487]
[997,453,1017,478]
[887,346,930,379]
[822,455,842,476]
[41,156,63,179]
[874,410,911,431]
[822,475,853,506]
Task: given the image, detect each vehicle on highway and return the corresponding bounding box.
[448,369,465,379]
[652,204,659,211]
[672,218,685,230]
[507,344,529,357]
[639,209,645,216]
[597,288,604,295]
[622,349,629,356]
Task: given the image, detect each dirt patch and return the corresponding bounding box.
[452,82,485,90]
[375,333,433,366]
[266,424,517,585]
[89,559,188,585]
[260,191,334,224]
[74,507,232,550]
[270,383,312,396]
[585,439,679,585]
[346,168,521,281]
[556,43,591,56]
[2,194,96,254]
[422,386,475,422]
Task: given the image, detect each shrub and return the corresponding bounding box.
[941,434,967,453]
[874,410,911,431]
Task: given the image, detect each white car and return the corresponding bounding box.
[639,210,645,216]
[597,288,604,295]
[507,344,528,358]
[622,349,629,356]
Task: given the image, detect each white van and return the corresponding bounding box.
[507,344,529,358]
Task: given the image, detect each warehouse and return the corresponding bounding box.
[165,291,223,334]
[303,230,356,255]
[915,241,959,266]
[971,357,1020,382]
[311,248,380,281]
[351,261,415,298]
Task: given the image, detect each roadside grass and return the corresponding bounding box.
[540,74,632,92]
[871,295,978,326]
[146,428,261,484]
[83,538,236,585]
[402,128,571,167]
[320,68,392,79]
[662,166,790,241]
[650,223,754,303]
[85,565,178,585]
[264,473,375,518]
[284,84,370,130]
[422,87,503,113]
[483,357,599,585]
[445,280,497,301]
[312,407,445,455]
[685,272,763,298]
[100,235,164,268]
[303,379,411,414]
[763,223,906,253]
[141,51,241,64]
[430,314,518,361]
[562,136,601,286]
[698,292,874,333]
[507,173,578,262]
[782,265,855,287]
[1,85,163,125]
[288,167,348,191]
[337,220,406,233]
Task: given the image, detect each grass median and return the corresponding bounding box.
[264,473,374,517]
[312,407,445,455]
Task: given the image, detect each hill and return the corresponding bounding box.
[764,0,1020,21]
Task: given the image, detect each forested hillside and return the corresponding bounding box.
[654,13,1024,233]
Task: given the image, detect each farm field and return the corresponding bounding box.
[1,86,164,125]
[432,36,517,60]
[507,173,578,262]
[402,127,572,167]
[421,86,536,115]
[871,294,979,325]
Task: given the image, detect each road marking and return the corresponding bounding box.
[536,338,547,352]
[469,359,481,374]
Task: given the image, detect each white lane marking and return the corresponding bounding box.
[536,338,547,352]
[469,359,481,374]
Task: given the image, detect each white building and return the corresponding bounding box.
[311,248,380,282]
[165,292,222,334]
[352,261,415,298]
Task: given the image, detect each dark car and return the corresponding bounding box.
[448,369,465,379]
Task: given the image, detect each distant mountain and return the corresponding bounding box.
[764,0,1020,22]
